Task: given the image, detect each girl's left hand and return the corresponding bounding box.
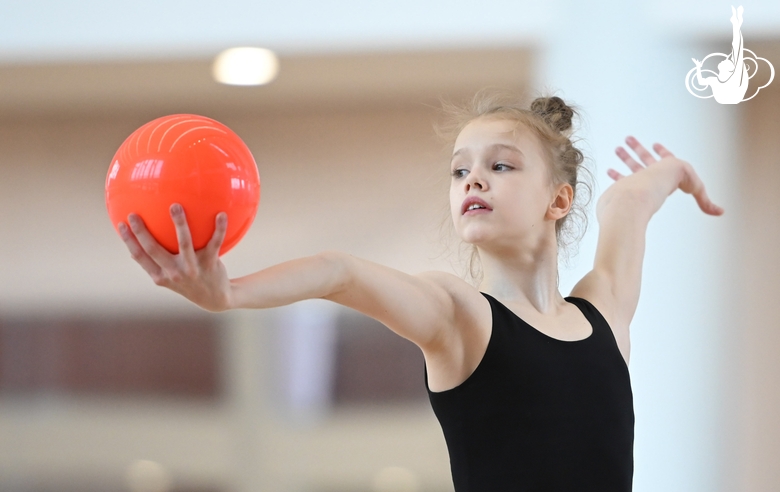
[610,136,725,216]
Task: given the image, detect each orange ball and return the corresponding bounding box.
[105,114,260,256]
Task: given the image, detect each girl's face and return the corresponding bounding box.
[449,116,563,252]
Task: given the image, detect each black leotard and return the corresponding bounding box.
[425,292,634,491]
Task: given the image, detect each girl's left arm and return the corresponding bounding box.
[572,137,724,361]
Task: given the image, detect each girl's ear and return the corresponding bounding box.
[547,183,574,220]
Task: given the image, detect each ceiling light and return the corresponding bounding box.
[212,47,279,86]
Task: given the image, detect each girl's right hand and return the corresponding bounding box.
[117,204,234,312]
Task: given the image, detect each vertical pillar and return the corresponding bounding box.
[223,308,277,492]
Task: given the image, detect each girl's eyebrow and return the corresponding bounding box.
[451,143,525,162]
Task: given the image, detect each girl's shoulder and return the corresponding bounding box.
[416,270,490,323]
[416,271,493,392]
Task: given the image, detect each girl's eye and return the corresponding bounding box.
[451,169,467,178]
[494,163,512,171]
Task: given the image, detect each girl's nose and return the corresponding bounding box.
[465,171,486,191]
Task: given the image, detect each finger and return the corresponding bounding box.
[127,213,178,270]
[205,212,228,257]
[607,168,625,181]
[680,165,725,216]
[118,221,164,278]
[615,146,644,173]
[708,204,725,215]
[652,143,675,159]
[170,204,197,265]
[625,136,657,166]
[695,189,726,216]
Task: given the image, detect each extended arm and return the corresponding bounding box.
[572,138,724,359]
[119,208,461,352]
[229,250,457,349]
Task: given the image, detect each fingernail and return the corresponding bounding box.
[118,223,127,235]
[171,204,182,215]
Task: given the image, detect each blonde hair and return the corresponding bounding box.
[435,88,595,285]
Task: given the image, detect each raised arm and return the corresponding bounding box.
[571,137,724,362]
[118,206,462,353]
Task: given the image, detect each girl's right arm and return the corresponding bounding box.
[230,250,459,350]
[119,205,470,354]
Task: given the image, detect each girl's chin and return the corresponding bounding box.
[457,222,492,237]
[457,228,523,249]
[457,233,492,246]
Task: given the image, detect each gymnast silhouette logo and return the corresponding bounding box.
[685,5,774,104]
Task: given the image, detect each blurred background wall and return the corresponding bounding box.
[0,1,778,491]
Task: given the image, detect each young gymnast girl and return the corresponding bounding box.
[117,92,724,491]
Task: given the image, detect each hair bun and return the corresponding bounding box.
[530,96,574,133]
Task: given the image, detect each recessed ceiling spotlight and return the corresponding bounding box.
[212,47,279,86]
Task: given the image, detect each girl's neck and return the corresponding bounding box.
[477,244,564,315]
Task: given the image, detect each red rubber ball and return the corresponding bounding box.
[105,114,260,256]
